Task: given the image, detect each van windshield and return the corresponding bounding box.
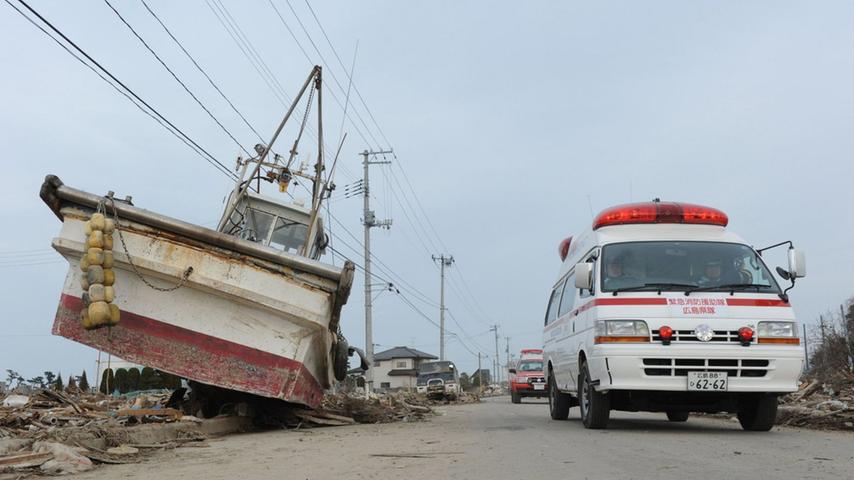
[600,242,780,294]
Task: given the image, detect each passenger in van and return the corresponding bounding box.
[603,256,637,290]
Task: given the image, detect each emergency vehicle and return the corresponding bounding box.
[542,201,805,430]
[509,350,547,404]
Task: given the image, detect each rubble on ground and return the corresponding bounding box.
[776,372,854,430]
[299,391,480,426]
[0,387,476,473]
[0,389,201,475]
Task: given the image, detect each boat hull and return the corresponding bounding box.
[42,176,354,409]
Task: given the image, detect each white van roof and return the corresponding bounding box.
[556,202,747,279]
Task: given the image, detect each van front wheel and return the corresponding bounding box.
[666,411,689,422]
[738,394,778,431]
[579,361,610,429]
[548,371,570,420]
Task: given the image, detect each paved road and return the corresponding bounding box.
[77,396,854,480]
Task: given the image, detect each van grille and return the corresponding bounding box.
[652,329,742,343]
[642,358,769,377]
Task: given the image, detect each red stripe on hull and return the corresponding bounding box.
[54,294,324,408]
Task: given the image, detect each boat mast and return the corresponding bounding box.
[217,66,321,233]
[301,68,325,256]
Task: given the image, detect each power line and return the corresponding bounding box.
[301,0,393,148]
[280,0,382,149]
[0,260,64,268]
[8,0,236,180]
[265,0,379,151]
[103,0,251,157]
[204,0,359,184]
[447,308,491,355]
[139,0,265,142]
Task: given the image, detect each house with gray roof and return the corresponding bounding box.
[371,346,437,391]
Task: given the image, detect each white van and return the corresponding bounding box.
[543,201,805,431]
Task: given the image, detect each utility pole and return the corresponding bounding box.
[819,314,827,368]
[491,325,501,385]
[432,254,454,361]
[505,336,510,373]
[478,352,483,393]
[842,304,854,371]
[361,149,393,395]
[803,323,810,372]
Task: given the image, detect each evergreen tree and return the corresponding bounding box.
[44,371,56,389]
[99,368,114,395]
[66,375,78,393]
[139,367,158,390]
[127,368,141,392]
[114,368,130,394]
[78,371,90,392]
[54,373,64,391]
[27,376,46,389]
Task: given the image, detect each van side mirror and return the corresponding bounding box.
[508,368,516,374]
[575,263,593,289]
[787,249,806,278]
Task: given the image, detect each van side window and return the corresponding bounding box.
[558,273,577,317]
[544,281,564,325]
[580,256,596,299]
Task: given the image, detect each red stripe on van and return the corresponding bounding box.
[571,297,667,316]
[595,298,668,306]
[726,298,790,307]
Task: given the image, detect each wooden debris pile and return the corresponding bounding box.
[0,389,202,475]
[777,372,854,430]
[300,391,480,427]
[0,389,182,439]
[308,391,435,425]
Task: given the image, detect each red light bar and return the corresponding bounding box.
[558,236,572,261]
[593,202,728,230]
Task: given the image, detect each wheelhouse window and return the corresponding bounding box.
[600,241,780,294]
[242,208,274,243]
[269,217,309,253]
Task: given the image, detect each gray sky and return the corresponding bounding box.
[2,1,853,382]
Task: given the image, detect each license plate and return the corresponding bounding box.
[688,371,727,391]
[533,384,545,391]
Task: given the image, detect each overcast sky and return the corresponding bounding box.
[2,1,853,383]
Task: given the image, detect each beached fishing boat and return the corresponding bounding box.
[41,66,362,409]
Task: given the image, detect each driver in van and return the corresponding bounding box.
[698,259,723,286]
[603,256,636,290]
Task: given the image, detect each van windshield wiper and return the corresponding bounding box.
[611,283,698,296]
[684,283,772,295]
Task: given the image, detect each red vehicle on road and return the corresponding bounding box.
[509,352,547,404]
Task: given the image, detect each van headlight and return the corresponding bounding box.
[594,320,650,343]
[757,321,800,344]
